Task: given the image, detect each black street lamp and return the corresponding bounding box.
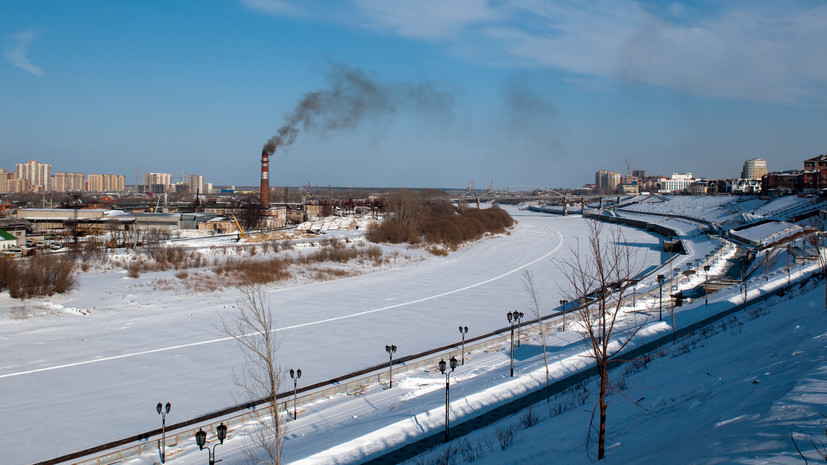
[703,264,710,305]
[506,311,522,377]
[513,311,524,347]
[559,299,566,311]
[656,274,665,321]
[438,356,458,442]
[156,402,171,463]
[195,423,227,465]
[289,368,302,420]
[458,326,468,366]
[385,345,397,388]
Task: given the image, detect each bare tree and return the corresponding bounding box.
[219,285,287,464]
[805,220,827,309]
[384,189,424,229]
[522,270,551,403]
[557,220,647,460]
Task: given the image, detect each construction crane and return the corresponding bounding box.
[625,158,631,176]
[466,181,474,196]
[231,215,246,241]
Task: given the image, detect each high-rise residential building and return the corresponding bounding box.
[87,174,125,192]
[595,170,621,193]
[632,169,645,179]
[0,169,8,193]
[16,160,52,192]
[741,158,767,180]
[52,172,85,192]
[142,173,172,194]
[87,174,103,192]
[6,177,30,194]
[186,174,205,194]
[106,174,125,192]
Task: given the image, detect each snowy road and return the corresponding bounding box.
[0,209,662,464]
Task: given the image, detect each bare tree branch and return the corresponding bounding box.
[557,220,648,460]
[218,284,287,464]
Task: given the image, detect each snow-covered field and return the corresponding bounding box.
[3,199,824,465]
[1,206,663,465]
[408,272,827,465]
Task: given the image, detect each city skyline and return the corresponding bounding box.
[3,1,826,188]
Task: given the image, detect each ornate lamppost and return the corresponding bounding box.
[289,368,302,420]
[195,423,227,465]
[506,311,522,376]
[385,344,397,388]
[156,402,171,463]
[438,356,458,442]
[458,326,468,366]
[703,264,710,305]
[656,274,665,321]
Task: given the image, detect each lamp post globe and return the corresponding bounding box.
[195,428,207,450]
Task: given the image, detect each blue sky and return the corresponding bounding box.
[2,0,825,189]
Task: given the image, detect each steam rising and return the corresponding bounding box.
[263,63,452,155]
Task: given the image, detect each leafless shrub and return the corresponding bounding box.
[426,246,448,256]
[9,305,32,320]
[127,263,141,279]
[495,424,517,450]
[456,438,485,463]
[0,255,77,299]
[520,406,539,429]
[369,200,513,248]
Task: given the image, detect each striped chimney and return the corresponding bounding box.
[260,150,270,207]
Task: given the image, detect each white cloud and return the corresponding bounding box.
[353,0,499,40]
[6,29,44,77]
[241,0,827,104]
[481,1,827,104]
[241,0,309,17]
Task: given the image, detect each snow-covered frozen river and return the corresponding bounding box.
[0,208,663,464]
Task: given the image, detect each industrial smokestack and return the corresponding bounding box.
[260,149,270,208]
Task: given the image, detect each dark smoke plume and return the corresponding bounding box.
[263,63,453,155]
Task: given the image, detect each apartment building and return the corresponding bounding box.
[52,172,86,192]
[16,160,51,192]
[741,158,768,180]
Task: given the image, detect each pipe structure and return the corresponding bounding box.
[260,150,270,207]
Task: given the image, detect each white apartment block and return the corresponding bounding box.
[741,158,768,180]
[186,174,205,194]
[16,160,52,192]
[659,173,695,193]
[143,173,172,193]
